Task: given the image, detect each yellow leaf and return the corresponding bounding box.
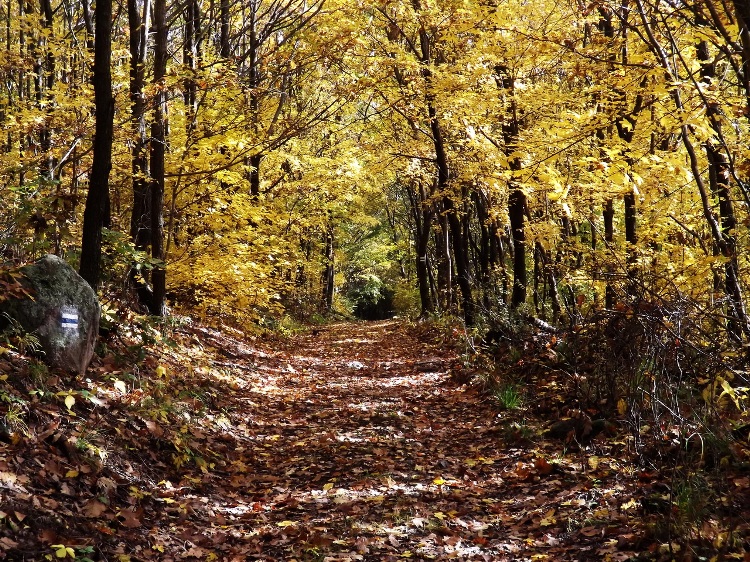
[617,399,627,415]
[65,470,79,478]
[432,477,446,485]
[155,365,167,378]
[588,456,600,470]
[621,498,639,511]
[433,511,446,520]
[64,395,75,410]
[323,482,334,491]
[53,545,74,558]
[277,520,296,527]
[718,378,742,410]
[539,509,556,526]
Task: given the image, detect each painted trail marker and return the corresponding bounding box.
[61,306,79,330]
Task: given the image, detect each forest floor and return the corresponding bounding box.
[0,319,748,561]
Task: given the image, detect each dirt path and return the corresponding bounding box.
[1,320,647,561]
[206,320,510,560]
[169,320,639,561]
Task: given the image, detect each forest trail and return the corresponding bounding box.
[192,319,517,560]
[1,320,648,561]
[148,320,639,561]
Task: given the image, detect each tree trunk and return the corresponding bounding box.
[79,0,113,289]
[732,0,750,120]
[249,153,262,198]
[509,188,526,307]
[408,184,434,316]
[220,0,230,59]
[445,196,474,324]
[699,34,745,341]
[603,198,615,308]
[128,0,150,251]
[148,0,168,315]
[321,224,334,312]
[624,189,637,291]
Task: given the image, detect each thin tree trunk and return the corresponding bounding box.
[321,222,334,312]
[603,198,615,308]
[220,0,230,59]
[128,0,150,251]
[149,0,168,315]
[408,184,434,315]
[509,189,526,307]
[79,0,113,289]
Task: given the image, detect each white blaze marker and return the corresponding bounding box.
[61,306,79,330]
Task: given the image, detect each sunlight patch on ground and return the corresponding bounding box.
[206,474,527,559]
[346,398,401,409]
[323,372,447,392]
[335,429,410,443]
[332,338,377,344]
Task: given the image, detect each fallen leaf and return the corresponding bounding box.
[83,500,109,518]
[539,509,556,526]
[621,498,639,511]
[119,509,142,528]
[535,457,554,475]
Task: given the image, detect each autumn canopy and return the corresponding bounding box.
[1,0,749,341]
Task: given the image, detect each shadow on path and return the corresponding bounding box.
[178,321,638,561]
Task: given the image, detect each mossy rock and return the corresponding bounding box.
[0,255,100,374]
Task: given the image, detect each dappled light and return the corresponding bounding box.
[4,319,730,560]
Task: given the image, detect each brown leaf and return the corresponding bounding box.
[0,537,19,549]
[82,500,109,518]
[39,528,59,544]
[145,420,164,438]
[119,508,142,528]
[534,456,554,475]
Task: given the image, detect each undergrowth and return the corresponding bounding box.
[472,296,750,557]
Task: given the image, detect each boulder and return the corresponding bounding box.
[0,255,100,374]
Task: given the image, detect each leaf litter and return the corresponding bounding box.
[0,319,748,560]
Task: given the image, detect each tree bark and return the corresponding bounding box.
[509,189,526,307]
[148,0,168,315]
[220,0,230,59]
[79,0,113,289]
[603,198,615,309]
[128,0,150,251]
[321,223,334,312]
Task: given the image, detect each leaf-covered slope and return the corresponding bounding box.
[1,321,748,560]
